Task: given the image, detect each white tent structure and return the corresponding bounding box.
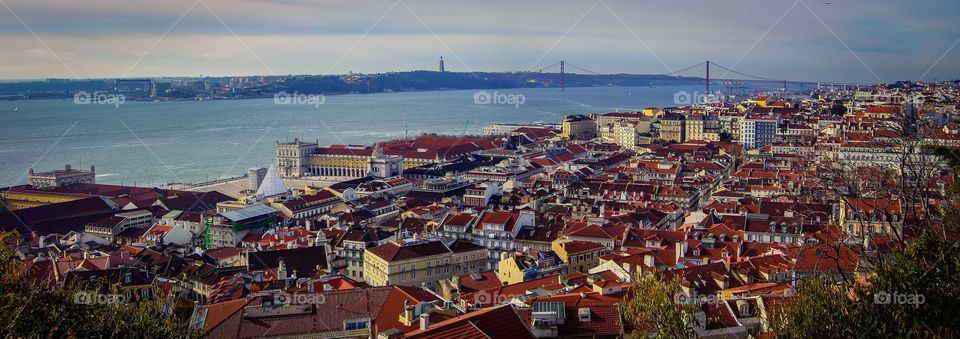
[255,165,288,200]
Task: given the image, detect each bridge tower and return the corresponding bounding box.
[560,60,565,91]
[705,60,710,93]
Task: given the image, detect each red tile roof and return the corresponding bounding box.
[373,286,443,335]
[457,270,502,294]
[198,298,250,330]
[560,240,606,255]
[405,304,535,339]
[461,274,564,308]
[524,292,625,337]
[366,240,451,262]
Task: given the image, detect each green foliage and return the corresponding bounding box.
[771,236,960,338]
[0,245,204,338]
[623,237,960,338]
[622,274,700,339]
[921,145,960,196]
[923,145,960,171]
[830,100,847,116]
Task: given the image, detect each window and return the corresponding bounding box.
[344,319,370,331]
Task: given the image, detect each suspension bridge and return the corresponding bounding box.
[531,60,863,96]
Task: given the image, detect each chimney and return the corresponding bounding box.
[277,259,288,280]
[401,301,413,326]
[419,313,430,330]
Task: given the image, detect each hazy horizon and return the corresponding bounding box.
[1,0,959,82]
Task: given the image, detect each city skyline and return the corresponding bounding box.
[0,2,958,337]
[0,0,958,82]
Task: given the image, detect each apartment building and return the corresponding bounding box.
[364,239,487,290]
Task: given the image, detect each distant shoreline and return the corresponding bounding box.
[0,70,711,101]
[0,83,707,103]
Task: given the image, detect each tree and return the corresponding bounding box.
[622,274,700,338]
[0,245,203,338]
[770,236,960,338]
[621,237,960,338]
[830,100,847,116]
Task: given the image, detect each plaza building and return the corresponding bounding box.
[28,164,95,189]
[277,136,497,179]
[0,186,94,210]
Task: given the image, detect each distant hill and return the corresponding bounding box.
[0,71,704,100]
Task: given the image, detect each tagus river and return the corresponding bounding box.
[0,85,706,186]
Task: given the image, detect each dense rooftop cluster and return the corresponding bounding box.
[2,81,959,338]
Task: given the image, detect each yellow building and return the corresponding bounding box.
[659,113,685,142]
[756,96,770,108]
[278,137,485,179]
[364,239,487,290]
[839,198,902,238]
[279,144,404,179]
[684,114,720,142]
[0,187,93,210]
[552,239,606,274]
[497,250,567,285]
[497,254,527,285]
[561,115,597,140]
[642,107,665,118]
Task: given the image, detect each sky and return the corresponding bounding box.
[0,0,958,83]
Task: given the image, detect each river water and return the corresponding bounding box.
[0,85,707,186]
